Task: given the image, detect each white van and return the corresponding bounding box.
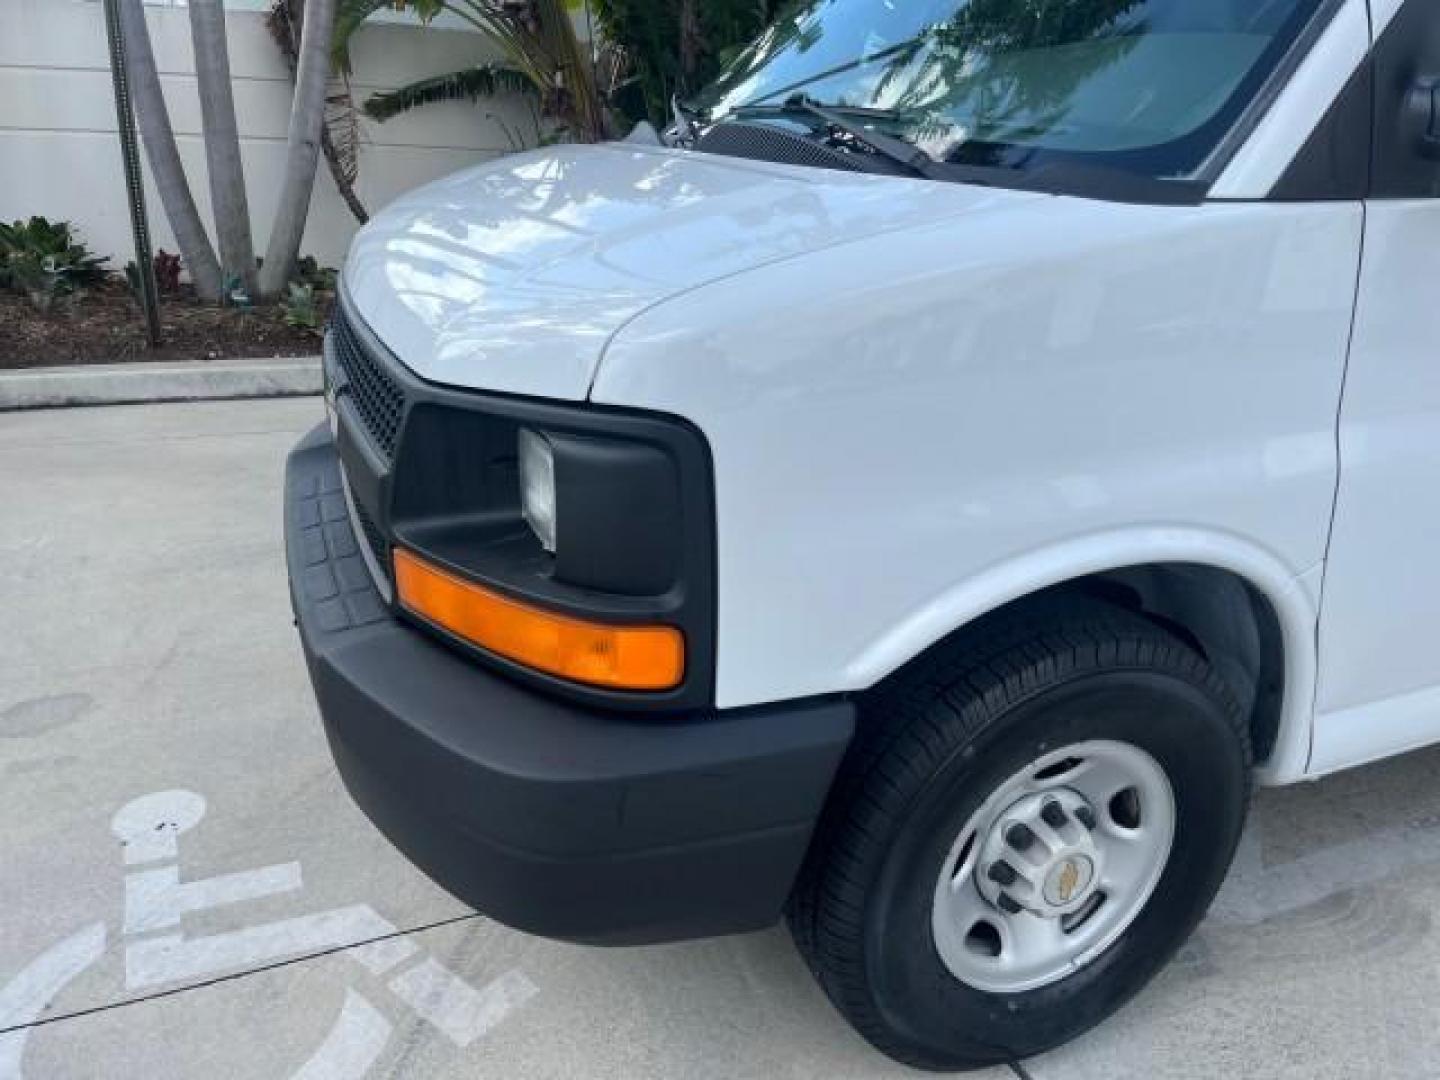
[286,0,1438,1068]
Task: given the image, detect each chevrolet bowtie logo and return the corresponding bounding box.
[1056,859,1081,903]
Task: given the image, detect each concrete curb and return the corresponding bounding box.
[0,356,322,411]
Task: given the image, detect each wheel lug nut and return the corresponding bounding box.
[987,860,1018,886]
[1075,805,1097,830]
[1040,800,1067,828]
[1005,823,1035,851]
[997,893,1022,915]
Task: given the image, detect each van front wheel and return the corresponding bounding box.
[789,599,1251,1070]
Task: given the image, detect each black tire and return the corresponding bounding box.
[789,596,1251,1071]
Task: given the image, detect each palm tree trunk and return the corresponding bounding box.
[118,0,224,301]
[320,121,370,225]
[189,0,257,295]
[536,0,608,140]
[677,0,701,86]
[259,0,338,298]
[267,0,368,225]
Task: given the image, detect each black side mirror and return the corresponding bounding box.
[1408,76,1440,160]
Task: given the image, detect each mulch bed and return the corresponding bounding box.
[1,280,332,369]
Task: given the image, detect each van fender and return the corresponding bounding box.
[841,525,1319,785]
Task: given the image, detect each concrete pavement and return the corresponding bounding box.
[3,399,1440,1078]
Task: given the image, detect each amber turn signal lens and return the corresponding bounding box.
[393,548,685,691]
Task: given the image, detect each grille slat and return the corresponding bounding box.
[351,498,391,582]
[331,304,406,461]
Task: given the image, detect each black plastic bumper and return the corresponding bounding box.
[285,423,855,945]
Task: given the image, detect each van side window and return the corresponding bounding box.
[1372,0,1440,197]
[1276,0,1440,200]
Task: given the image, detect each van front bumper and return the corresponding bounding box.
[285,423,855,945]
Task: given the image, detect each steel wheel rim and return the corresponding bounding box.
[931,740,1176,994]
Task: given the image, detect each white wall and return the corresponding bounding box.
[0,0,539,269]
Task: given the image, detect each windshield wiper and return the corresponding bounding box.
[729,94,945,180]
[669,94,702,146]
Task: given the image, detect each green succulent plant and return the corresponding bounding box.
[0,217,110,312]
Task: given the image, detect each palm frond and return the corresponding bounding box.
[332,0,404,74]
[363,64,535,122]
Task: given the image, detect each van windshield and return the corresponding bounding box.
[690,0,1327,182]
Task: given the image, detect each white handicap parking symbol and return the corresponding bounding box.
[0,789,538,1079]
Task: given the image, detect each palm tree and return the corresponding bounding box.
[267,0,369,224]
[117,0,224,301]
[121,0,342,301]
[589,0,783,126]
[361,63,535,124]
[189,0,257,294]
[337,0,784,136]
[333,0,608,142]
[260,0,340,298]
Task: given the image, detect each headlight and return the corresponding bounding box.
[518,428,557,553]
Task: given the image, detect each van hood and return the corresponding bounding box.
[343,143,1039,400]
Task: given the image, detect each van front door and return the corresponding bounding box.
[1314,0,1440,772]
